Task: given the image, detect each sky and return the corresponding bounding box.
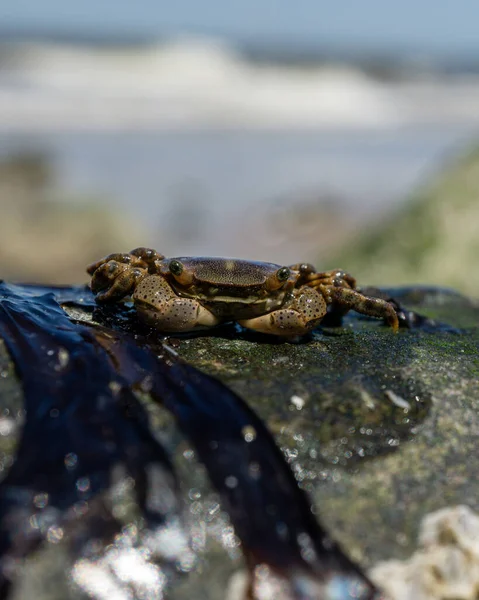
[2,1,479,56]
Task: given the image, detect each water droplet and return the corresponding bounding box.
[388,438,400,447]
[76,477,90,492]
[225,475,238,489]
[242,425,256,442]
[284,448,299,460]
[188,488,201,500]
[297,532,317,563]
[0,417,16,437]
[73,501,89,517]
[122,523,138,540]
[275,522,288,539]
[56,348,69,369]
[108,380,122,395]
[64,452,78,470]
[248,461,261,480]
[190,501,202,515]
[33,492,49,508]
[140,375,153,392]
[221,525,240,549]
[29,514,39,529]
[46,526,64,544]
[207,502,220,517]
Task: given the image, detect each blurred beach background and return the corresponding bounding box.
[0,1,478,293]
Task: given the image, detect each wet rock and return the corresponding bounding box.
[168,286,479,569]
[0,284,478,599]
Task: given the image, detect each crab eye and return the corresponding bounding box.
[276,267,290,282]
[169,260,184,277]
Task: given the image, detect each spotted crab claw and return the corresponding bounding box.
[90,260,147,302]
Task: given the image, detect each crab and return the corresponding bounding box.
[87,247,399,338]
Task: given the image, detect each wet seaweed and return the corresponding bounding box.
[0,283,379,599]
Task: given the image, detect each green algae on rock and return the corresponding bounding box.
[328,145,479,297]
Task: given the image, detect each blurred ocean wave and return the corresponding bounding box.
[1,36,478,131]
[1,36,479,270]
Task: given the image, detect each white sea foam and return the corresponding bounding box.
[3,36,478,131]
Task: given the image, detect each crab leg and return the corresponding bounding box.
[307,271,357,290]
[87,252,143,276]
[87,248,165,277]
[326,286,399,332]
[129,247,166,273]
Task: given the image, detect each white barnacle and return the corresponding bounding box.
[290,395,305,410]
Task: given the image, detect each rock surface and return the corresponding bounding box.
[168,287,479,571]
[0,285,478,599]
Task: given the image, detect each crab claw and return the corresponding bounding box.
[90,261,146,303]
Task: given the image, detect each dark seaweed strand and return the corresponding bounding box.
[0,283,181,595]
